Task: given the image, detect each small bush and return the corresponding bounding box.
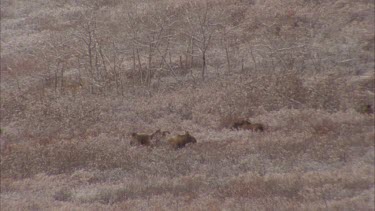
[53,187,73,202]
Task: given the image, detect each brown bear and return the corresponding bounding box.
[167,131,197,149]
[130,129,163,146]
[239,122,264,132]
[230,120,251,130]
[151,130,170,147]
[231,120,264,132]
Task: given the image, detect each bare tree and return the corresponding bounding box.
[183,1,221,80]
[126,5,177,87]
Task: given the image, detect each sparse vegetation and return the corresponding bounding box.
[1,0,374,210]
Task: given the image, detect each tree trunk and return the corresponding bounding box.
[225,42,230,72]
[190,38,194,68]
[202,52,206,80]
[88,31,93,72]
[136,48,143,84]
[169,52,172,65]
[250,49,257,72]
[54,61,60,93]
[148,44,153,86]
[185,41,190,68]
[132,48,136,72]
[241,58,244,72]
[60,63,65,94]
[180,55,183,69]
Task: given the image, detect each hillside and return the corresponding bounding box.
[1,0,374,210]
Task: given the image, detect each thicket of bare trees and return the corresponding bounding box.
[15,0,328,97]
[3,0,370,103]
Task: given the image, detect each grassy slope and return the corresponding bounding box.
[1,0,374,210]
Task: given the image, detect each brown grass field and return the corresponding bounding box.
[1,0,374,210]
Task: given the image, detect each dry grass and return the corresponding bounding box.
[1,0,374,210]
[1,109,373,209]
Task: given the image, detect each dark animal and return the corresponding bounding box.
[230,120,251,130]
[240,123,264,132]
[152,130,170,146]
[167,131,197,149]
[231,120,264,132]
[362,104,373,114]
[130,129,163,146]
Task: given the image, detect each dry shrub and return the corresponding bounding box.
[0,178,16,193]
[53,187,73,202]
[218,116,244,129]
[219,174,266,198]
[76,176,204,205]
[0,138,130,178]
[219,173,303,199]
[189,71,308,128]
[309,117,337,135]
[1,54,42,77]
[255,134,307,161]
[81,187,126,204]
